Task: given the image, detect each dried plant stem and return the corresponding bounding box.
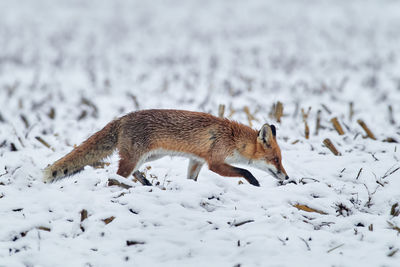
[315,110,321,136]
[331,117,345,135]
[387,221,400,234]
[228,105,236,118]
[323,138,341,156]
[349,102,354,121]
[301,107,311,139]
[243,106,258,127]
[127,93,140,109]
[356,168,363,179]
[293,204,327,215]
[102,216,115,224]
[80,209,88,222]
[133,171,152,186]
[357,119,376,140]
[389,105,395,125]
[48,108,55,119]
[321,104,332,114]
[20,114,29,128]
[218,104,225,118]
[388,248,399,257]
[108,178,132,189]
[233,219,254,227]
[35,136,55,151]
[327,244,344,253]
[304,123,310,139]
[270,101,284,123]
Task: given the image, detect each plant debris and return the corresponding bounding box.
[293,204,327,215]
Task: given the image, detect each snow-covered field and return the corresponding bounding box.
[1,0,400,266]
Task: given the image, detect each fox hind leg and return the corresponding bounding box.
[117,157,137,178]
[187,159,203,181]
[117,149,140,178]
[117,150,152,186]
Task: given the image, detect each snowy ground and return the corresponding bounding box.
[1,0,400,266]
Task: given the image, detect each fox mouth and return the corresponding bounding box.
[269,169,279,179]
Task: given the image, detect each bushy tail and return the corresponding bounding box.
[43,119,120,183]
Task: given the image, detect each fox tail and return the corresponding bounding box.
[43,120,120,183]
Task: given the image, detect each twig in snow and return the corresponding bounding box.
[387,221,400,234]
[37,226,51,232]
[198,85,212,111]
[127,93,140,110]
[357,119,376,140]
[321,104,332,114]
[331,117,345,135]
[327,244,344,253]
[382,166,400,179]
[35,136,55,151]
[323,138,341,156]
[102,216,115,225]
[363,184,378,208]
[356,168,363,179]
[81,97,99,118]
[371,153,379,161]
[301,107,311,139]
[315,110,321,135]
[299,177,320,184]
[335,203,352,217]
[108,178,132,189]
[293,102,299,118]
[388,105,395,125]
[383,137,398,143]
[243,106,258,127]
[390,203,399,217]
[81,209,88,222]
[231,219,255,227]
[0,167,8,177]
[126,240,145,246]
[228,105,236,118]
[20,114,29,128]
[388,248,399,257]
[299,237,311,251]
[293,204,327,215]
[349,102,354,121]
[270,101,284,123]
[47,108,55,119]
[278,237,288,245]
[133,171,152,186]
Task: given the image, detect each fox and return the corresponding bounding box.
[43,109,289,186]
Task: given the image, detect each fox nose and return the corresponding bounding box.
[285,175,289,180]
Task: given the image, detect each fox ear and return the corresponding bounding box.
[258,124,274,145]
[270,124,276,137]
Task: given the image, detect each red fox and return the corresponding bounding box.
[44,109,289,186]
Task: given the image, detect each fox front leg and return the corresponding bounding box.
[209,163,260,186]
[187,159,203,181]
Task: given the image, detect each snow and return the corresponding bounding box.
[1,0,400,266]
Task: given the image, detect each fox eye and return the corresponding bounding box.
[274,157,279,164]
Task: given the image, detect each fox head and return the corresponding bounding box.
[253,123,289,181]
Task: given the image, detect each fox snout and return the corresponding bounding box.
[268,168,289,181]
